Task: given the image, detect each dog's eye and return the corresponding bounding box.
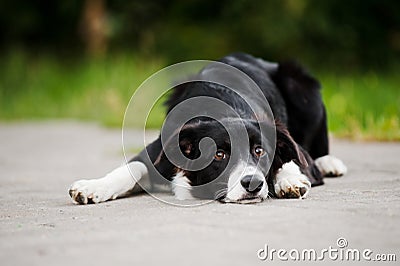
[214,150,227,161]
[254,146,266,157]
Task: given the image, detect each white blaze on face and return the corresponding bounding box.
[225,161,267,202]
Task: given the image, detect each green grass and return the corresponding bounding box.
[0,50,166,127]
[0,50,399,141]
[320,71,400,141]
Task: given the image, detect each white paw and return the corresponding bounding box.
[315,155,347,177]
[69,179,115,204]
[274,161,311,199]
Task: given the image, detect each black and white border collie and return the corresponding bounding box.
[69,53,347,204]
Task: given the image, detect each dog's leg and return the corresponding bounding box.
[314,155,347,177]
[69,161,148,204]
[274,161,311,199]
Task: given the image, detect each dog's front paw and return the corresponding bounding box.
[69,179,114,204]
[274,174,311,199]
[274,161,311,199]
[315,155,347,177]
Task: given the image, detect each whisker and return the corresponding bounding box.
[215,189,227,197]
[215,188,228,199]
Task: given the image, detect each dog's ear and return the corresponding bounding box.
[270,122,325,187]
[272,122,308,171]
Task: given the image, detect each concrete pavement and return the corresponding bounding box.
[0,121,399,265]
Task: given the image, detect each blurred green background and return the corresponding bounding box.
[0,0,399,140]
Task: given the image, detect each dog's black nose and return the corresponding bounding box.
[240,175,264,193]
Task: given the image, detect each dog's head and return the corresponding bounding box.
[155,118,305,203]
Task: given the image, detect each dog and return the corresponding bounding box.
[69,52,347,204]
